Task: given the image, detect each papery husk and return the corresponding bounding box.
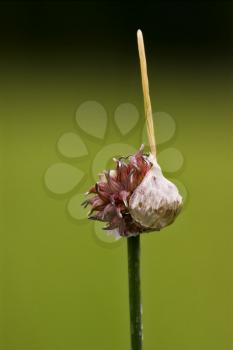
[129,154,182,230]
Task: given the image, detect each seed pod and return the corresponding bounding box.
[129,155,182,230]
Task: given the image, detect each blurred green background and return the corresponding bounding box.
[0,2,233,350]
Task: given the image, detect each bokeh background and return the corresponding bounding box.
[0,2,233,350]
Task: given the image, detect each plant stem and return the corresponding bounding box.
[127,235,143,350]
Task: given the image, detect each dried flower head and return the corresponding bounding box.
[82,145,182,237]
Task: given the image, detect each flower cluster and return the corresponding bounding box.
[82,146,152,236]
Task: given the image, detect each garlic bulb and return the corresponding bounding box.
[129,155,182,230]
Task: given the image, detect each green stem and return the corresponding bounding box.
[127,235,143,350]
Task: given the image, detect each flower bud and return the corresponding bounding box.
[129,155,182,230]
[82,146,182,237]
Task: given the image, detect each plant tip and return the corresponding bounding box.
[137,29,142,38]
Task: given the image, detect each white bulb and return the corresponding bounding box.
[129,155,182,230]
